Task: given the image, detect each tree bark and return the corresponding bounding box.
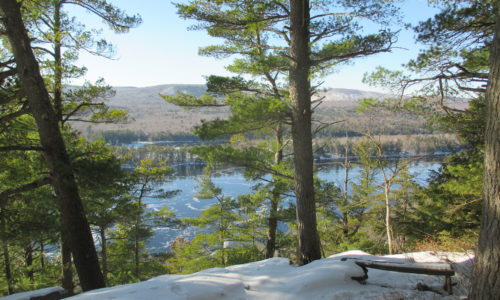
[2,242,12,295]
[61,233,74,295]
[384,181,393,255]
[266,195,279,258]
[289,0,321,265]
[470,7,500,300]
[53,0,64,124]
[266,128,283,258]
[40,240,45,270]
[100,227,108,286]
[342,138,350,238]
[0,0,105,291]
[135,231,140,279]
[1,210,13,295]
[24,243,34,281]
[135,197,142,280]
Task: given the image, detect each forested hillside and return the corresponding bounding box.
[75,84,460,153]
[74,85,399,137]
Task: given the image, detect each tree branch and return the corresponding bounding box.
[31,46,56,58]
[62,102,106,125]
[0,145,43,152]
[0,68,17,83]
[311,42,394,67]
[0,106,30,126]
[0,176,52,205]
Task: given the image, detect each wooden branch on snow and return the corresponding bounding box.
[342,258,455,295]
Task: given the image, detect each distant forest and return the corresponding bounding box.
[87,101,461,158]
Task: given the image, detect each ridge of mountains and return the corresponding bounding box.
[75,84,385,135]
[108,84,383,108]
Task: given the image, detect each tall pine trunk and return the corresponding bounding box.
[24,243,34,281]
[2,243,12,295]
[40,240,45,270]
[53,0,63,124]
[383,180,393,255]
[61,233,74,295]
[266,196,279,258]
[266,128,284,258]
[0,0,105,291]
[289,0,321,265]
[134,233,140,279]
[470,7,500,299]
[100,227,108,286]
[134,196,143,280]
[1,210,13,295]
[342,139,350,238]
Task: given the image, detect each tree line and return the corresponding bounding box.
[0,0,499,299]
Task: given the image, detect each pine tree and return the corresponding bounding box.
[71,140,132,286]
[189,172,239,267]
[389,165,420,253]
[0,0,141,292]
[174,0,399,264]
[164,49,292,259]
[111,158,176,282]
[0,0,106,290]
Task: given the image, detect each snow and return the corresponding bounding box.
[29,251,474,300]
[2,287,64,300]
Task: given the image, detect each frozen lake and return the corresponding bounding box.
[144,158,442,252]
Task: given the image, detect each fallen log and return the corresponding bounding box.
[342,258,455,295]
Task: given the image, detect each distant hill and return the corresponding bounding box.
[109,84,206,108]
[316,88,384,107]
[72,84,417,137]
[107,84,382,109]
[74,84,225,135]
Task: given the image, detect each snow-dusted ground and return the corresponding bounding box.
[2,250,473,300]
[64,250,472,300]
[2,287,64,300]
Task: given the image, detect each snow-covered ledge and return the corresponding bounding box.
[2,287,64,300]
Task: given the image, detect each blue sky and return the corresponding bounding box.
[69,0,439,92]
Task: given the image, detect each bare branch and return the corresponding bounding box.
[0,106,30,126]
[62,102,106,125]
[64,1,137,32]
[312,119,344,136]
[0,59,15,68]
[0,145,43,152]
[65,118,122,124]
[311,40,394,67]
[310,12,371,21]
[0,68,17,82]
[31,46,55,57]
[264,27,290,44]
[270,0,289,16]
[0,176,52,205]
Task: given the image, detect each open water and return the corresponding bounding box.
[144,158,442,252]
